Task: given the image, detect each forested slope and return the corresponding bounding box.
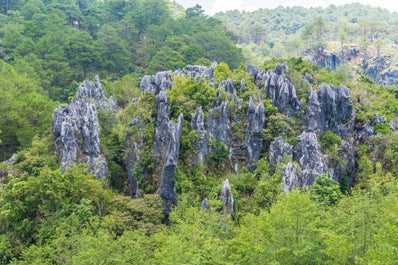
[215,4,398,85]
[0,0,242,158]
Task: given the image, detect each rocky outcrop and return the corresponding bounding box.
[302,83,354,137]
[292,131,328,187]
[246,97,265,166]
[282,162,302,191]
[207,102,230,144]
[221,179,234,214]
[174,62,217,82]
[191,107,209,165]
[159,114,183,217]
[52,76,116,178]
[246,64,259,80]
[140,71,172,95]
[269,137,293,174]
[154,91,171,162]
[256,63,300,117]
[126,141,140,198]
[303,46,359,70]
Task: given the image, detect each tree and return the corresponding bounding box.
[96,25,130,74]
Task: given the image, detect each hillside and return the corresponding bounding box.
[215,3,398,85]
[1,1,398,264]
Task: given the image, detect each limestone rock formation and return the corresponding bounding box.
[159,114,183,216]
[269,137,293,174]
[154,91,171,161]
[140,71,172,95]
[282,162,302,191]
[174,63,216,82]
[52,76,116,178]
[191,107,209,165]
[221,179,234,214]
[302,83,354,137]
[207,102,230,144]
[257,63,301,117]
[292,131,328,187]
[246,97,265,166]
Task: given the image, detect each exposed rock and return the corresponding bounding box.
[302,83,354,137]
[0,48,13,62]
[159,114,183,217]
[52,76,114,178]
[4,154,16,167]
[246,97,265,167]
[174,62,216,82]
[191,107,209,165]
[391,120,397,131]
[126,141,140,198]
[262,63,301,117]
[207,102,230,144]
[221,179,234,214]
[330,139,356,184]
[282,162,302,191]
[246,64,259,80]
[200,198,209,211]
[269,137,293,174]
[140,71,172,95]
[292,131,328,187]
[303,46,359,70]
[304,73,314,84]
[154,91,171,162]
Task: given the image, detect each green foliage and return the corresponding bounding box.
[168,76,216,119]
[319,130,342,152]
[213,61,231,83]
[310,174,343,206]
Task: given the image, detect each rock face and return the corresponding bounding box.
[207,102,230,144]
[221,179,234,214]
[52,76,116,178]
[269,137,293,174]
[140,71,172,95]
[191,107,209,165]
[256,63,300,117]
[302,83,354,137]
[271,132,328,191]
[154,91,171,161]
[246,97,265,166]
[292,131,329,187]
[174,63,216,82]
[159,114,183,216]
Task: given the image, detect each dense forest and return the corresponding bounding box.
[1,1,398,264]
[216,4,398,87]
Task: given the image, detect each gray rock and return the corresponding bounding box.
[390,120,397,131]
[282,162,302,191]
[200,198,209,211]
[159,114,183,216]
[246,64,259,79]
[52,76,114,178]
[174,63,216,82]
[302,83,354,138]
[246,97,265,167]
[269,137,293,174]
[191,107,209,165]
[207,102,230,144]
[126,141,141,198]
[154,91,171,163]
[293,131,328,187]
[140,71,172,95]
[263,63,301,117]
[221,179,234,214]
